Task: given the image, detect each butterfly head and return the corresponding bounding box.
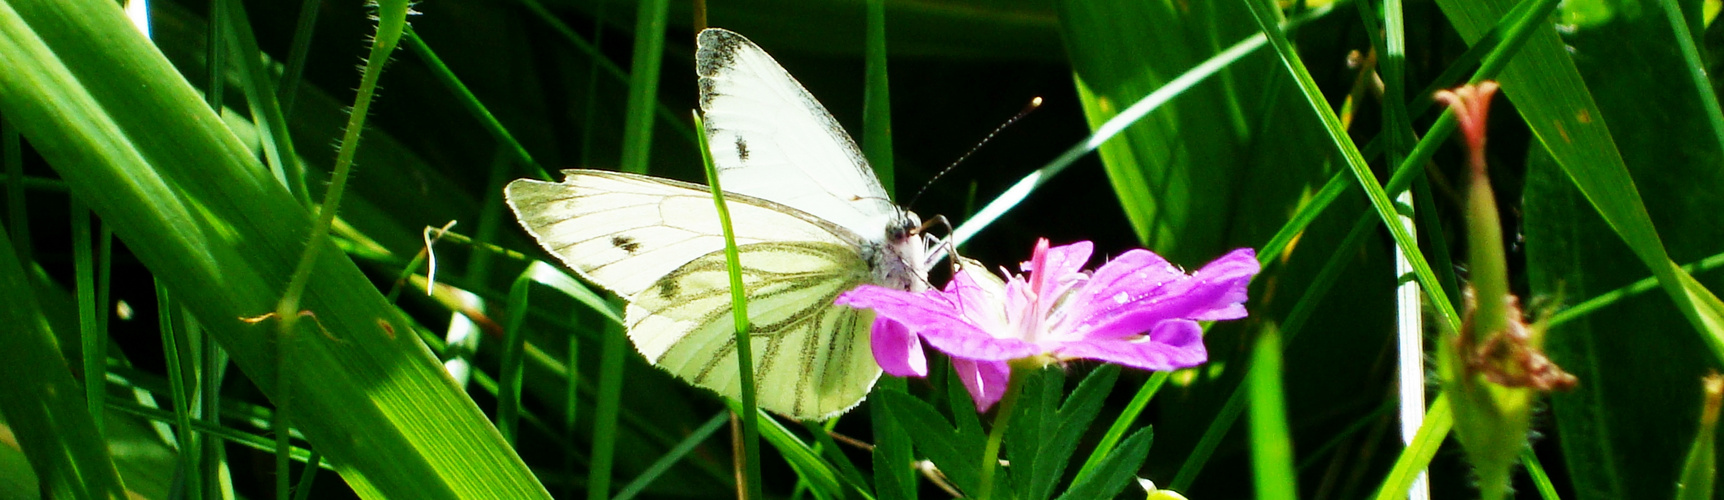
[871,210,932,293]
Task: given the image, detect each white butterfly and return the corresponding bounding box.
[505,28,931,420]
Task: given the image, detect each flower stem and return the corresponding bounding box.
[977,363,1031,500]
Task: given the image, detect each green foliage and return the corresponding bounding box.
[3,0,1721,497]
[1006,364,1119,500]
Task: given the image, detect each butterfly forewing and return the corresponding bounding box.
[505,28,929,421]
[505,170,884,419]
[697,29,897,238]
[505,170,846,299]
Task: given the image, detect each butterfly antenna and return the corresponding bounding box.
[905,97,1043,210]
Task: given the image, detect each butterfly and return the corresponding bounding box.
[504,28,932,420]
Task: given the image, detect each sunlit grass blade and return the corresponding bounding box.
[0,219,126,499]
[696,108,765,500]
[0,0,550,495]
[1550,250,1724,326]
[1372,395,1452,500]
[1521,447,1560,500]
[1249,326,1297,500]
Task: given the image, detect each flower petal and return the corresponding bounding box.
[1038,240,1094,279]
[1069,248,1260,340]
[1055,320,1208,371]
[838,284,1038,362]
[951,357,1013,412]
[1188,248,1260,321]
[870,317,927,377]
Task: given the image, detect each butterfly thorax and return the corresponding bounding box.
[868,211,929,293]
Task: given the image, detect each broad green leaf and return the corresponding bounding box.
[1055,425,1153,500]
[878,387,992,496]
[0,0,548,497]
[1007,364,1119,500]
[1509,0,1724,495]
[1057,0,1335,265]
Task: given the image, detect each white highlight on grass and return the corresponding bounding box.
[1394,189,1429,500]
[124,0,151,39]
[941,3,1333,258]
[442,287,484,386]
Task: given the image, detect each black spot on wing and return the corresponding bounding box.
[735,136,750,162]
[611,235,642,254]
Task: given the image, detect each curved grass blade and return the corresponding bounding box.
[0,215,126,500]
[695,108,765,499]
[590,2,672,497]
[0,0,551,495]
[1371,395,1452,500]
[1248,326,1296,500]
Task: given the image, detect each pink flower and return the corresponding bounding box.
[836,239,1260,411]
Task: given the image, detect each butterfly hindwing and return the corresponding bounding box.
[630,241,881,419]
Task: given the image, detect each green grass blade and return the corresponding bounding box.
[1241,0,1457,331]
[402,27,550,181]
[0,0,550,495]
[1436,0,1724,358]
[1521,447,1561,500]
[862,0,894,193]
[203,0,225,110]
[72,199,104,435]
[588,3,673,498]
[221,0,306,203]
[1654,0,1724,157]
[0,213,126,499]
[696,107,765,500]
[950,4,1334,251]
[613,412,729,500]
[1550,250,1724,327]
[1248,326,1297,500]
[498,269,534,443]
[511,0,698,147]
[275,0,320,117]
[1372,395,1452,500]
[2,116,25,262]
[157,281,202,500]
